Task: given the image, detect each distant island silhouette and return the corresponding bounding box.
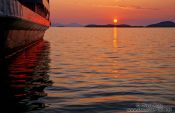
[85,24,142,27]
[147,21,175,27]
[52,23,83,27]
[85,21,175,28]
[53,21,175,27]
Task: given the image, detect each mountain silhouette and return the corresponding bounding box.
[53,23,83,27]
[147,21,175,27]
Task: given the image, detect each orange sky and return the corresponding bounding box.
[50,0,175,25]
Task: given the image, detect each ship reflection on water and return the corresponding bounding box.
[0,40,52,113]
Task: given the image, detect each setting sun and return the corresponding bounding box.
[113,19,118,24]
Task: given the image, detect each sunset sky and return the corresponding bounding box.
[50,0,175,25]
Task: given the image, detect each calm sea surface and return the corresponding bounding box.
[1,28,175,113]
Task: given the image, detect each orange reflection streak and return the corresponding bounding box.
[113,27,118,48]
[0,40,52,112]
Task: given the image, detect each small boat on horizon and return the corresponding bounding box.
[0,0,51,58]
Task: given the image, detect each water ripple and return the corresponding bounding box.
[26,28,175,113]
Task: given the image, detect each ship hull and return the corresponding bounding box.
[0,16,49,58]
[0,0,50,58]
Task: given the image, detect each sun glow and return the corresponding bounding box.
[113,19,118,24]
